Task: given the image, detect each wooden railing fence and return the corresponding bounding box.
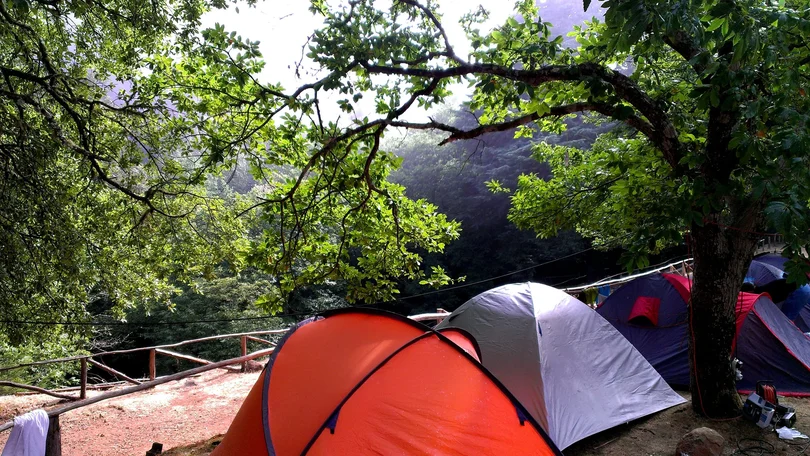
[0,328,289,403]
[0,310,451,441]
[564,234,785,295]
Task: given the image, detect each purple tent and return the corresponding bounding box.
[596,273,810,396]
[755,253,789,270]
[746,260,784,287]
[795,305,810,333]
[748,254,810,329]
[595,274,692,386]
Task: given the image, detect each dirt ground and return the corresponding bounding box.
[0,370,261,456]
[166,393,810,456]
[566,392,810,456]
[4,374,810,455]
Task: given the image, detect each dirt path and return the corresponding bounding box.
[167,393,810,456]
[4,376,810,456]
[0,370,260,456]
[566,393,810,456]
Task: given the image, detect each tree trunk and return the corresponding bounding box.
[689,220,758,417]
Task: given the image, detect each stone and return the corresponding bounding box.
[675,427,724,456]
[243,360,264,373]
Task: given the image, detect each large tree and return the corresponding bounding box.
[293,0,810,416]
[4,0,810,418]
[0,0,458,356]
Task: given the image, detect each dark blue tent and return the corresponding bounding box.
[596,273,810,396]
[747,255,810,328]
[795,300,810,333]
[754,253,789,270]
[746,260,784,287]
[595,274,691,387]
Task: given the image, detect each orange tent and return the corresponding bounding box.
[212,309,561,455]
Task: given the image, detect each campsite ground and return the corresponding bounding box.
[2,370,810,455]
[565,394,810,455]
[0,370,260,456]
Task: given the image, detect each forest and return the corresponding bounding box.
[1,0,809,419]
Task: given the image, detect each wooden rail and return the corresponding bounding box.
[0,355,88,374]
[13,381,130,395]
[408,309,449,325]
[0,307,449,437]
[0,347,277,433]
[0,328,289,405]
[155,348,241,372]
[87,359,141,385]
[245,335,273,345]
[0,381,76,401]
[92,328,288,358]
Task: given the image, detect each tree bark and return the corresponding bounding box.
[689,219,758,417]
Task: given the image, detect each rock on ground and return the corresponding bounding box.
[675,427,724,456]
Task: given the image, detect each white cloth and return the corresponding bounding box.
[1,409,49,456]
[776,427,809,440]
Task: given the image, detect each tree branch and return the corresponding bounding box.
[396,0,465,65]
[663,30,709,77]
[391,102,656,147]
[360,61,683,171]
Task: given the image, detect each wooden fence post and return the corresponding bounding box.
[45,415,61,456]
[79,358,87,400]
[436,308,447,325]
[149,349,156,381]
[240,336,247,373]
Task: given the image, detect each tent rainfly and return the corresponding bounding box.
[213,308,562,456]
[436,282,685,450]
[597,273,810,395]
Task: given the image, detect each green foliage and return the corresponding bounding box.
[301,0,810,271]
[0,0,253,348]
[0,331,87,390]
[1,0,464,355]
[509,135,686,266]
[485,180,512,194]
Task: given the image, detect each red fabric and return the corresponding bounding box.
[628,296,661,326]
[731,293,762,351]
[212,370,268,455]
[306,335,557,455]
[738,389,810,398]
[662,273,691,303]
[660,274,763,350]
[214,310,560,456]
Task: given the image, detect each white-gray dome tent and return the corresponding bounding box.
[436,282,685,450]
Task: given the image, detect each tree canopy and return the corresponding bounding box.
[296,0,810,415]
[3,0,810,415]
[0,0,460,351]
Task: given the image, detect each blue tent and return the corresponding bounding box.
[747,255,810,329]
[597,273,810,395]
[745,260,784,287]
[754,253,789,270]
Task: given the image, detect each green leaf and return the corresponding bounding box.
[709,89,720,108]
[706,18,724,32]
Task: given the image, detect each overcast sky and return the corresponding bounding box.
[200,1,515,121]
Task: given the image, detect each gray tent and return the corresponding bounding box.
[437,282,685,449]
